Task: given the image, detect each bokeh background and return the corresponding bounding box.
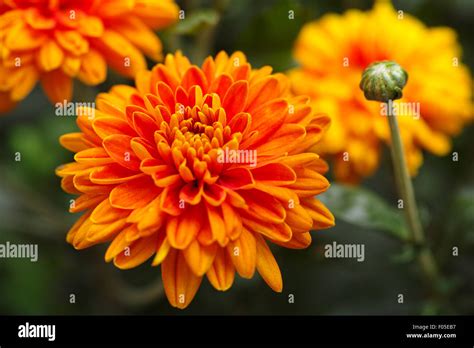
[0,0,473,315]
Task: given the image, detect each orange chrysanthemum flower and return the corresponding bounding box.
[0,0,179,112]
[56,51,334,309]
[290,0,473,183]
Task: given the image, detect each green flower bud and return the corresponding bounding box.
[359,61,408,102]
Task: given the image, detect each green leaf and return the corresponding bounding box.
[173,9,220,35]
[320,184,409,241]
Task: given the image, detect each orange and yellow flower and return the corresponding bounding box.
[0,0,179,112]
[56,51,334,309]
[290,0,473,183]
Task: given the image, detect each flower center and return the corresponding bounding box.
[165,94,239,160]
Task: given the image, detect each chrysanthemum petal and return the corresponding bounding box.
[41,69,72,103]
[56,162,92,177]
[247,76,280,112]
[72,216,94,250]
[132,111,158,143]
[222,80,248,119]
[137,197,165,232]
[227,228,256,279]
[202,184,226,206]
[10,65,39,101]
[59,133,91,152]
[240,190,286,224]
[151,233,171,266]
[91,199,128,224]
[255,234,283,292]
[254,182,299,204]
[182,66,208,92]
[218,167,254,189]
[66,212,91,244]
[221,202,242,240]
[78,15,104,37]
[207,248,235,291]
[74,147,114,166]
[24,8,55,30]
[90,164,145,184]
[159,187,182,216]
[87,218,128,244]
[162,249,202,309]
[132,0,180,29]
[114,234,158,269]
[109,177,159,209]
[93,30,146,78]
[5,23,46,50]
[255,124,306,155]
[61,176,80,194]
[39,40,64,72]
[249,99,288,138]
[301,198,335,229]
[73,173,113,194]
[69,194,106,214]
[103,134,141,171]
[244,217,292,243]
[272,231,312,250]
[183,240,218,276]
[166,209,201,250]
[93,117,136,139]
[111,17,162,60]
[251,163,296,185]
[287,170,330,196]
[206,204,228,247]
[179,182,203,205]
[105,229,131,262]
[209,73,233,97]
[98,92,130,117]
[62,55,82,77]
[285,203,313,231]
[78,49,107,85]
[55,30,89,56]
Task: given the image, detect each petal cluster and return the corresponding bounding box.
[56,51,334,308]
[290,0,473,183]
[0,0,179,112]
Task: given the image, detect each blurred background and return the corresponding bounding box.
[0,0,473,315]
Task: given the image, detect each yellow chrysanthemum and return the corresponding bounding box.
[0,0,179,112]
[290,0,473,183]
[56,51,334,309]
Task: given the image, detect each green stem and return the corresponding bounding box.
[192,0,226,62]
[386,102,440,285]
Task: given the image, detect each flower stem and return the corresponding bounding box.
[386,102,440,285]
